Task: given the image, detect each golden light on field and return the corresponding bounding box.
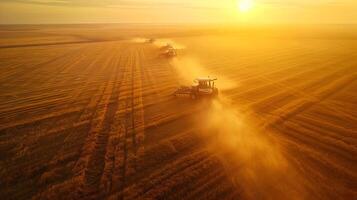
[238,0,253,12]
[1,0,357,198]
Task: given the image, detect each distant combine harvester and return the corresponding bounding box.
[147,38,156,43]
[161,44,177,57]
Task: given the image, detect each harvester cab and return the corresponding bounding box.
[194,77,218,95]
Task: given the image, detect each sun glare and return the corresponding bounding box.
[238,0,253,12]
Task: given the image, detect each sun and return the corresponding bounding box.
[238,0,253,12]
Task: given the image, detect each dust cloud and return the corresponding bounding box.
[169,43,306,199]
[200,98,306,200]
[130,37,148,43]
[130,37,185,50]
[153,38,186,50]
[170,57,237,90]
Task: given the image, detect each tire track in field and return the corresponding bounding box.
[98,45,146,200]
[81,57,122,195]
[98,46,133,197]
[79,57,125,194]
[0,46,120,200]
[3,45,123,199]
[64,45,125,198]
[116,47,137,200]
[30,45,129,199]
[38,46,124,177]
[131,47,146,171]
[0,43,118,188]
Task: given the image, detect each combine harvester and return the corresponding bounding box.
[147,38,156,43]
[174,77,218,99]
[165,47,177,57]
[161,44,177,57]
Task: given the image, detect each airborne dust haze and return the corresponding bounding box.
[199,99,306,200]
[133,37,307,199]
[169,39,306,200]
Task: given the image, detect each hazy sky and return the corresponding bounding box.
[0,0,356,24]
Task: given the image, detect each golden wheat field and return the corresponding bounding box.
[0,24,356,200]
